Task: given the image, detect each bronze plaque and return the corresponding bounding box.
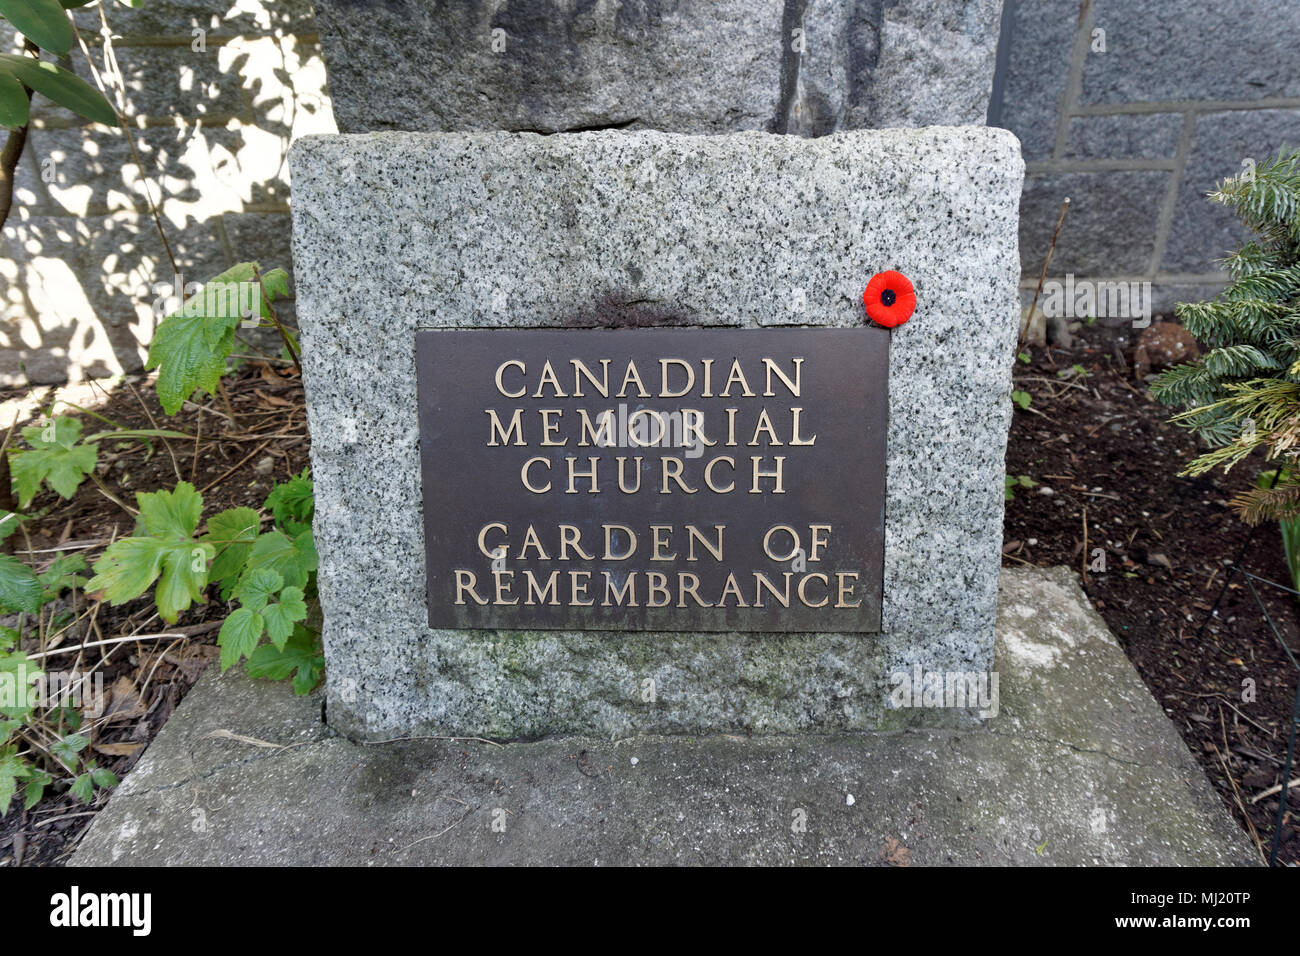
[416,327,888,632]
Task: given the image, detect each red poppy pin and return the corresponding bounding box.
[863,270,915,328]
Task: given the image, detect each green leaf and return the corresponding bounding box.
[145,310,238,415]
[219,607,263,671]
[38,552,87,602]
[144,262,291,414]
[0,54,116,126]
[0,554,41,615]
[0,649,38,721]
[70,771,93,804]
[202,506,260,599]
[233,566,282,613]
[8,416,98,508]
[1011,390,1032,410]
[0,510,22,543]
[0,0,73,55]
[87,536,165,605]
[23,766,52,810]
[0,745,32,816]
[90,766,118,789]
[246,625,324,695]
[154,541,213,624]
[259,267,291,301]
[136,481,204,539]
[50,732,88,766]
[262,586,307,650]
[246,528,317,591]
[0,68,29,128]
[264,469,313,536]
[87,483,213,624]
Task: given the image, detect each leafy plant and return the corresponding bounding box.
[81,469,323,692]
[0,0,119,129]
[8,416,97,508]
[145,262,292,414]
[6,413,191,509]
[0,538,119,815]
[86,481,214,623]
[1151,147,1300,524]
[1004,474,1038,501]
[1011,389,1032,411]
[0,257,317,817]
[1259,468,1300,597]
[216,470,321,693]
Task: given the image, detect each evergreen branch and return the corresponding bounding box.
[1231,478,1300,525]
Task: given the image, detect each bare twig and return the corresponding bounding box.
[253,266,303,377]
[1212,743,1267,861]
[364,734,505,750]
[72,15,176,273]
[1019,197,1071,349]
[1081,504,1089,583]
[199,439,272,494]
[124,380,182,484]
[1250,776,1300,805]
[0,40,37,232]
[25,630,190,660]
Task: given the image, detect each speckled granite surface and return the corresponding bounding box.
[290,128,1024,738]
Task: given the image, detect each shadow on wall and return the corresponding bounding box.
[1,0,334,387]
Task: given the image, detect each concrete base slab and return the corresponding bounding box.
[72,568,1257,866]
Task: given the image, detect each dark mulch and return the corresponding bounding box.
[0,359,308,866]
[1005,326,1300,866]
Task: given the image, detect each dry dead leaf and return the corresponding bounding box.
[256,362,286,385]
[254,388,293,408]
[880,835,913,867]
[102,676,146,721]
[164,644,219,682]
[93,741,144,757]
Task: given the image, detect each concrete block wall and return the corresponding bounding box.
[990,0,1300,321]
[1,0,335,385]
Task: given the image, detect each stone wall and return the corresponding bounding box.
[313,0,1005,135]
[10,0,1300,383]
[1,0,335,385]
[990,0,1300,320]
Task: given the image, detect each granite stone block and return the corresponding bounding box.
[290,128,1024,738]
[857,0,1005,129]
[312,0,1003,136]
[313,0,786,135]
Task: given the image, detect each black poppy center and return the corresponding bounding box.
[880,289,897,307]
